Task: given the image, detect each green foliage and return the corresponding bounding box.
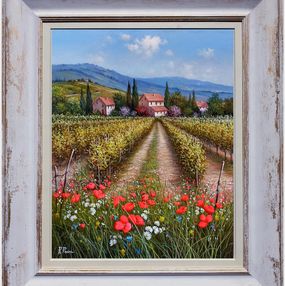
[169,91,188,113]
[126,81,132,109]
[131,79,139,110]
[85,82,93,115]
[113,92,126,110]
[79,87,86,113]
[207,93,224,116]
[161,119,206,179]
[223,98,233,115]
[164,82,170,107]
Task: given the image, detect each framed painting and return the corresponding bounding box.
[2,0,283,285]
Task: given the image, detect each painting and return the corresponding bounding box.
[51,28,235,259]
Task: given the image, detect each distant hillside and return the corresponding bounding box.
[52,63,233,100]
[53,81,125,102]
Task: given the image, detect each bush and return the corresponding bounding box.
[168,105,181,117]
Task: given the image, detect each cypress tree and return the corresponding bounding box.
[80,87,86,114]
[132,79,139,110]
[164,81,170,107]
[191,90,199,113]
[126,81,132,108]
[85,81,93,115]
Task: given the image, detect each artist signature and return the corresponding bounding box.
[58,246,74,255]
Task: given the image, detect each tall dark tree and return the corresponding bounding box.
[164,82,170,107]
[207,93,224,116]
[191,90,199,113]
[80,87,86,113]
[113,92,126,110]
[126,81,132,108]
[132,79,139,110]
[85,81,93,115]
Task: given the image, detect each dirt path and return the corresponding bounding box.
[156,122,182,191]
[202,152,233,201]
[114,127,156,191]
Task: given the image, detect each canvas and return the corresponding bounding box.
[50,27,239,260]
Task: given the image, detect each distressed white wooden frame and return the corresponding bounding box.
[2,0,283,286]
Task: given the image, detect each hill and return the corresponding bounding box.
[52,81,125,102]
[52,63,233,100]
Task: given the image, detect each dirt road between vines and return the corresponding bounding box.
[156,122,182,191]
[114,127,156,190]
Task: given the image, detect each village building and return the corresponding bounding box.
[93,97,115,116]
[139,93,168,117]
[196,101,208,113]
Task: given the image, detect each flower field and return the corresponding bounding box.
[52,116,234,259]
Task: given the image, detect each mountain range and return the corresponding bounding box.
[52,63,233,100]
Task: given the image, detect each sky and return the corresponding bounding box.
[52,29,234,86]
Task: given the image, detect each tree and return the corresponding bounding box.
[191,90,200,114]
[169,91,188,112]
[164,82,170,107]
[126,81,132,108]
[223,97,233,115]
[85,81,93,115]
[131,79,139,110]
[207,93,224,116]
[113,92,126,110]
[79,87,86,113]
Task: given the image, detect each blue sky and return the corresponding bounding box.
[52,29,234,86]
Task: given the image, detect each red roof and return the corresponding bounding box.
[196,101,208,109]
[141,93,164,102]
[96,97,115,106]
[150,106,168,112]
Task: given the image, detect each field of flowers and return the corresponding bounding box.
[52,117,233,259]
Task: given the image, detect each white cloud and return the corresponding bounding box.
[105,35,113,43]
[168,61,175,68]
[121,34,131,41]
[165,49,174,56]
[89,54,105,65]
[182,63,194,78]
[198,48,214,59]
[127,35,167,57]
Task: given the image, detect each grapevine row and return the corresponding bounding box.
[165,117,233,154]
[161,120,206,180]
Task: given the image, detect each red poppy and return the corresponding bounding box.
[99,184,106,190]
[141,193,149,201]
[176,206,187,215]
[128,214,145,226]
[138,201,149,209]
[130,192,137,198]
[71,193,80,203]
[93,189,105,199]
[62,192,71,199]
[174,201,181,206]
[147,199,156,206]
[199,214,207,222]
[198,221,208,228]
[69,182,75,189]
[150,190,156,198]
[209,198,215,204]
[86,182,96,190]
[204,205,215,214]
[181,194,189,202]
[122,202,135,212]
[216,202,223,209]
[113,196,126,208]
[206,215,213,223]
[163,194,172,203]
[114,215,132,233]
[197,200,204,207]
[53,192,60,199]
[79,223,86,229]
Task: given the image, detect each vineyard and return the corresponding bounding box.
[164,117,233,159]
[52,115,234,259]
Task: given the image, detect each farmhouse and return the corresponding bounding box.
[139,93,168,117]
[93,97,115,116]
[196,101,208,113]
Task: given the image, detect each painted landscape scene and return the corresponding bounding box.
[52,29,234,259]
